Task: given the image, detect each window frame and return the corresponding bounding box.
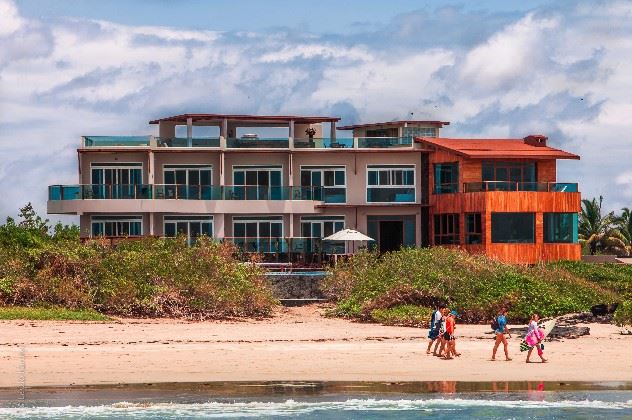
[433,213,460,245]
[465,213,482,245]
[90,215,143,237]
[543,212,578,244]
[366,164,416,203]
[491,212,536,244]
[163,215,214,243]
[433,162,459,194]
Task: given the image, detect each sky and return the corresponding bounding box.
[1,0,631,223]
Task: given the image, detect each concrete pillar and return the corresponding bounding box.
[148,150,154,184]
[330,121,336,142]
[215,214,225,239]
[186,117,193,147]
[288,214,294,238]
[149,212,155,236]
[288,120,295,149]
[219,151,225,185]
[288,153,293,187]
[220,118,228,148]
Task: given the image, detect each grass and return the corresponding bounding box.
[0,306,110,321]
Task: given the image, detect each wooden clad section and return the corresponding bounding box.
[484,191,580,213]
[538,160,557,182]
[486,244,581,264]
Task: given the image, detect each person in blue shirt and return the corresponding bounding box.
[491,307,512,361]
[426,304,445,355]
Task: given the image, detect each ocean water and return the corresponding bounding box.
[1,391,631,419]
[1,383,630,419]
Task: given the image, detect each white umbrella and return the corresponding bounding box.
[323,229,373,242]
[323,229,374,254]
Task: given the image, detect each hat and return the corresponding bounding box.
[450,310,458,316]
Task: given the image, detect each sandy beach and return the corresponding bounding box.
[0,305,630,388]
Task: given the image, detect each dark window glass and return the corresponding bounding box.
[335,171,345,185]
[433,213,460,245]
[271,223,282,237]
[301,223,311,237]
[189,171,200,185]
[246,223,257,237]
[368,171,377,185]
[465,213,482,244]
[324,171,335,186]
[175,170,186,184]
[165,223,176,237]
[234,171,245,185]
[202,222,213,237]
[234,223,245,237]
[544,213,577,243]
[491,213,535,243]
[200,170,211,185]
[434,163,459,194]
[301,171,311,186]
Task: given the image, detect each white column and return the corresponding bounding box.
[220,151,225,185]
[186,117,193,147]
[148,150,154,184]
[220,118,228,148]
[288,214,294,238]
[149,212,155,236]
[288,153,293,187]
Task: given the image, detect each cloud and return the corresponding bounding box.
[0,0,631,222]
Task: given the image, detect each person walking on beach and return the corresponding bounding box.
[525,314,547,363]
[426,304,445,355]
[443,310,459,359]
[436,306,449,356]
[491,307,512,361]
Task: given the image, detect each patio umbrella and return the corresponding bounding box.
[323,229,374,254]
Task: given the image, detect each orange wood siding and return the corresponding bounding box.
[538,160,557,182]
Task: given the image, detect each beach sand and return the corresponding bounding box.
[0,305,630,387]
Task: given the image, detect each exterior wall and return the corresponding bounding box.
[154,151,221,185]
[80,151,150,184]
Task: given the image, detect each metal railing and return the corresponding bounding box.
[83,136,150,147]
[156,137,220,147]
[48,184,153,200]
[463,181,578,193]
[226,137,290,148]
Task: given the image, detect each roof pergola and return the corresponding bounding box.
[337,120,450,130]
[149,113,340,126]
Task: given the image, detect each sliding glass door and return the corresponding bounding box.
[90,163,143,199]
[232,166,282,200]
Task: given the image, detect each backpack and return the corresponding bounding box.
[490,316,499,331]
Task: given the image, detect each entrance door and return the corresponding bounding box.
[379,221,403,252]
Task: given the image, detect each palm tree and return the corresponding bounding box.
[614,207,632,255]
[578,196,628,256]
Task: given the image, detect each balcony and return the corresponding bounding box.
[366,187,416,203]
[223,237,345,254]
[83,136,150,147]
[357,137,413,148]
[463,182,578,193]
[49,185,323,201]
[226,137,289,148]
[156,137,220,147]
[294,138,354,149]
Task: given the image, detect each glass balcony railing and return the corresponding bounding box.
[48,184,153,200]
[222,186,322,200]
[299,187,346,203]
[83,136,150,147]
[366,187,416,203]
[357,137,413,148]
[223,237,345,254]
[153,185,221,200]
[463,181,578,193]
[156,137,220,147]
[226,137,290,148]
[294,138,354,149]
[49,185,326,201]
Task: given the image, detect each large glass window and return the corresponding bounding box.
[232,216,284,253]
[367,165,415,202]
[434,163,459,194]
[231,166,282,200]
[91,215,142,237]
[465,213,482,245]
[544,213,578,243]
[434,213,460,245]
[164,215,213,243]
[491,212,535,243]
[300,166,346,203]
[482,161,536,190]
[403,127,437,138]
[162,165,212,199]
[90,163,143,199]
[299,216,345,254]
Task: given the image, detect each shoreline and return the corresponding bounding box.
[1,305,630,388]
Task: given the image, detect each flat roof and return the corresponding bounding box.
[149,113,340,125]
[337,120,450,130]
[416,137,580,160]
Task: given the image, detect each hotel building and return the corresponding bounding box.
[47,113,581,264]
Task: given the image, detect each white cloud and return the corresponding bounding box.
[0,0,631,222]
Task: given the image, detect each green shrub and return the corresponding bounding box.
[324,248,619,324]
[613,301,632,330]
[370,305,433,327]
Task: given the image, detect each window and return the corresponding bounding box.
[491,213,535,243]
[465,213,482,244]
[162,165,212,199]
[164,215,213,243]
[300,216,345,254]
[91,215,142,237]
[403,127,437,138]
[434,163,459,194]
[367,165,415,202]
[232,166,282,200]
[544,213,578,243]
[482,161,536,190]
[434,213,460,245]
[232,216,284,253]
[300,166,346,203]
[90,163,143,199]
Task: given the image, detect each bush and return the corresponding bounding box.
[613,301,632,331]
[324,248,619,324]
